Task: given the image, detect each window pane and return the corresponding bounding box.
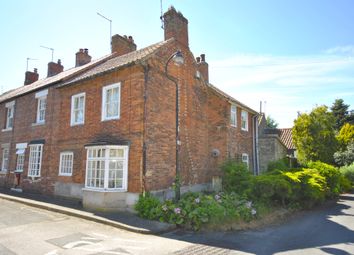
[104,86,119,119]
[28,145,42,177]
[59,152,73,175]
[109,149,124,158]
[86,146,127,190]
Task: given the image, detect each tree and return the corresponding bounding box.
[330,99,350,130]
[336,123,354,148]
[334,142,354,166]
[266,115,279,129]
[293,106,338,164]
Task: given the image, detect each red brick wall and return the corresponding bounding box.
[53,65,145,193]
[0,41,256,197]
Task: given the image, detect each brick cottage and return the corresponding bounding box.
[0,7,259,211]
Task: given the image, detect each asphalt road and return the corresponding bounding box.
[0,193,353,255]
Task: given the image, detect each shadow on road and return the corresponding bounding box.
[162,193,354,255]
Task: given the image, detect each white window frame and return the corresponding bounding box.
[85,145,129,191]
[15,143,27,173]
[1,145,10,172]
[15,152,25,172]
[36,97,46,123]
[101,83,121,121]
[241,110,248,131]
[242,153,249,168]
[28,144,43,177]
[230,105,237,127]
[35,89,48,124]
[70,92,86,126]
[59,151,74,176]
[4,101,15,130]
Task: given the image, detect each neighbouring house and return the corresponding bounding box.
[258,113,296,172]
[0,7,258,211]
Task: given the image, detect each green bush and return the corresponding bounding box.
[339,163,354,187]
[334,142,354,166]
[307,161,342,197]
[135,191,258,230]
[134,192,162,220]
[222,159,252,194]
[267,158,289,172]
[250,174,292,206]
[283,168,327,208]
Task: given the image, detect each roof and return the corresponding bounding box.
[60,39,173,87]
[207,83,258,114]
[279,128,295,150]
[0,54,114,104]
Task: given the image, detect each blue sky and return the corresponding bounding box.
[1,0,354,127]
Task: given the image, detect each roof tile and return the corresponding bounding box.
[279,128,295,150]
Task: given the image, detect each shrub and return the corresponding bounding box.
[222,159,252,194]
[339,163,354,187]
[134,192,162,220]
[334,142,354,166]
[307,161,342,197]
[250,174,292,206]
[267,158,289,172]
[136,191,258,230]
[282,168,327,208]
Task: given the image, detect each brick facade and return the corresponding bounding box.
[0,6,258,210]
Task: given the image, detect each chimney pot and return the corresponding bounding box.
[111,34,137,55]
[47,59,64,77]
[24,68,39,85]
[163,6,189,47]
[196,57,200,63]
[197,54,209,83]
[75,48,91,67]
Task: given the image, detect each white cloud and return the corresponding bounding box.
[209,52,354,128]
[324,45,354,55]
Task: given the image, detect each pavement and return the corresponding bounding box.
[0,188,175,235]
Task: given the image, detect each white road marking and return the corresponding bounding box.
[63,240,97,249]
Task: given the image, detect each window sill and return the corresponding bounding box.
[0,171,8,175]
[32,122,45,127]
[230,125,237,128]
[82,188,127,193]
[101,116,120,122]
[241,128,249,132]
[70,123,84,127]
[2,128,12,132]
[59,173,72,177]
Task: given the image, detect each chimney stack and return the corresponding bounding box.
[163,6,189,48]
[197,54,209,83]
[47,59,64,77]
[24,68,39,85]
[111,34,137,55]
[75,48,92,67]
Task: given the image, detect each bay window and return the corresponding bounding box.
[85,146,128,191]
